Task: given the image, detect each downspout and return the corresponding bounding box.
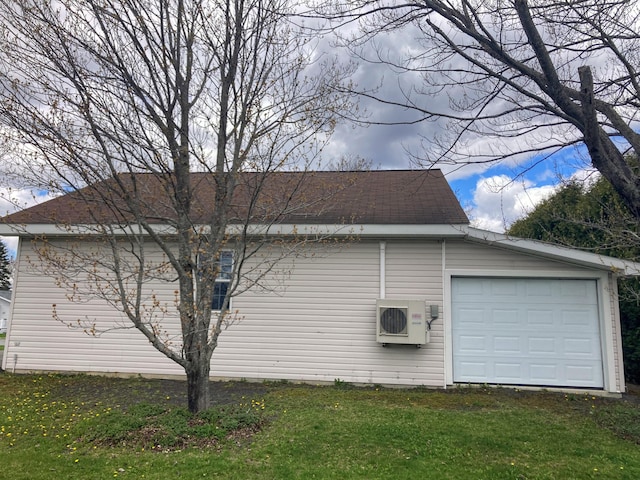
[442,239,448,388]
[2,237,21,372]
[379,241,386,299]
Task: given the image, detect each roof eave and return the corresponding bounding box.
[463,226,640,277]
[0,223,470,238]
[3,223,638,275]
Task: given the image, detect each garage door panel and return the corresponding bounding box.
[452,278,604,389]
[494,362,522,381]
[493,309,519,325]
[564,337,597,355]
[457,334,489,353]
[567,365,600,384]
[529,363,558,382]
[524,281,554,297]
[559,280,593,299]
[457,360,488,380]
[494,336,520,354]
[562,309,599,329]
[490,281,518,296]
[456,358,603,387]
[527,309,554,326]
[457,307,486,326]
[528,336,556,354]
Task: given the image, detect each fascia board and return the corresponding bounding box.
[463,226,640,276]
[5,222,638,275]
[0,223,470,238]
[0,224,175,236]
[231,224,470,237]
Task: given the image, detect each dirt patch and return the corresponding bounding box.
[47,375,270,409]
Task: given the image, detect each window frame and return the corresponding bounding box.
[211,250,233,312]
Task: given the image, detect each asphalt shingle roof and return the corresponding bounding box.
[1,170,469,226]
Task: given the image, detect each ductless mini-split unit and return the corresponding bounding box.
[376,299,429,346]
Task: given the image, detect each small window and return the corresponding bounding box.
[212,251,233,311]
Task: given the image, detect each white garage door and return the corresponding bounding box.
[452,277,604,388]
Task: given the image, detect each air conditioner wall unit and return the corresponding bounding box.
[376,299,427,345]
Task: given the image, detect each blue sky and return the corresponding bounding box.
[0,129,587,259]
[0,15,597,253]
[449,162,562,231]
[448,144,595,230]
[325,116,591,233]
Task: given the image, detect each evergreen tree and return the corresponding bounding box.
[0,240,10,290]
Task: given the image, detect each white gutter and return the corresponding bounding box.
[2,221,639,276]
[0,223,469,238]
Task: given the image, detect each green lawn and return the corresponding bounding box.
[1,374,639,479]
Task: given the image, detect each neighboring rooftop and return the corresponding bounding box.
[0,170,469,227]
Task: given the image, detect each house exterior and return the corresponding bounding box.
[0,290,10,334]
[0,169,638,394]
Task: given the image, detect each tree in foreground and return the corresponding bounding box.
[0,0,354,413]
[508,177,640,382]
[318,0,640,219]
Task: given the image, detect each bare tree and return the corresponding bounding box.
[0,0,354,413]
[325,154,376,171]
[316,0,640,219]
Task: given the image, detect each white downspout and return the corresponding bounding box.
[442,239,449,388]
[3,237,21,372]
[379,241,386,299]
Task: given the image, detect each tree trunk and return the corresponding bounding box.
[186,360,211,414]
[579,66,640,220]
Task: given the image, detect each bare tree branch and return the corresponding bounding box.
[316,0,640,217]
[0,0,355,413]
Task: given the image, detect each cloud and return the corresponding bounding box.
[468,175,557,232]
[321,7,600,184]
[0,10,599,250]
[0,188,57,255]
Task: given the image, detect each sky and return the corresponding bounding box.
[313,13,596,234]
[325,119,579,232]
[0,4,599,254]
[0,142,574,256]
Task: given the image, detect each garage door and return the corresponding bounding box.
[452,277,604,388]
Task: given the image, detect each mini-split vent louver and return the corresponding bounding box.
[376,299,427,345]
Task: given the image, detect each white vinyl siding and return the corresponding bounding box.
[4,240,447,387]
[608,274,625,392]
[384,241,444,384]
[2,236,625,393]
[215,241,444,386]
[4,239,183,375]
[445,240,584,271]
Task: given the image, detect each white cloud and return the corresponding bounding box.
[0,188,55,215]
[469,175,557,232]
[0,187,57,255]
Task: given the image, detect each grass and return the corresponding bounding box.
[1,374,640,479]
